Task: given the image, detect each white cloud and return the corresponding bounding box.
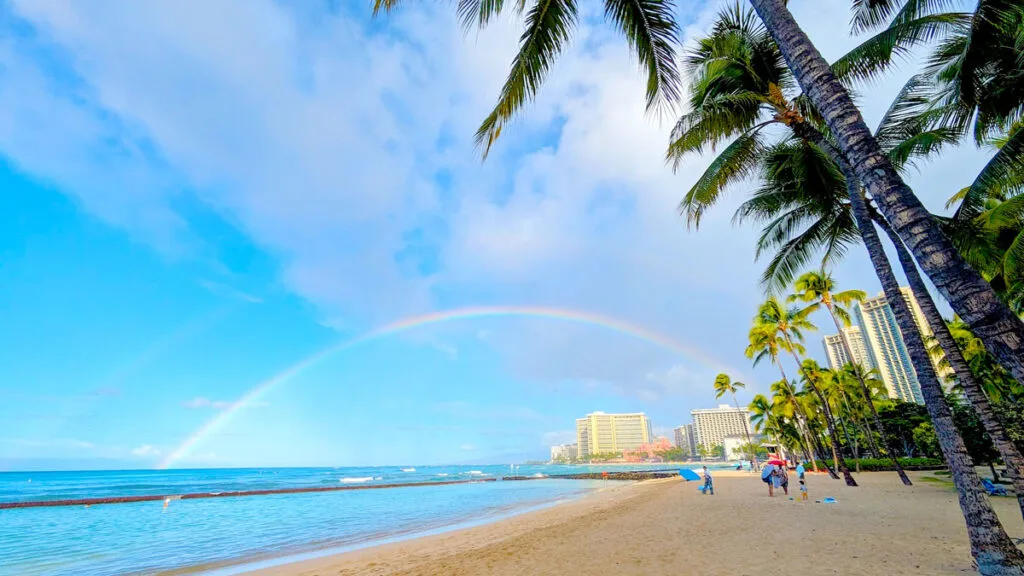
[131,444,161,457]
[0,0,992,413]
[459,444,475,451]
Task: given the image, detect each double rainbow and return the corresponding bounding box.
[157,305,731,469]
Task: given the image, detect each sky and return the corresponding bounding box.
[0,0,990,470]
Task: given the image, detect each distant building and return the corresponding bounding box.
[897,286,955,383]
[673,424,697,457]
[623,437,674,462]
[855,292,923,403]
[691,405,752,452]
[575,412,653,458]
[822,326,873,371]
[549,443,578,462]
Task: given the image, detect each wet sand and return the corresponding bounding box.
[250,471,1024,575]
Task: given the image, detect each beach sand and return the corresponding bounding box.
[251,471,1024,575]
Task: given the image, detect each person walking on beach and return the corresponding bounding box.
[702,466,714,495]
[799,479,808,501]
[796,462,805,481]
[778,465,789,496]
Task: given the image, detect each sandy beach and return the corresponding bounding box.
[249,471,1024,576]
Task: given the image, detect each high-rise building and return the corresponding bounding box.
[549,443,578,461]
[690,405,752,451]
[853,287,954,403]
[673,424,697,456]
[855,292,923,403]
[898,286,955,381]
[575,412,653,458]
[822,326,873,371]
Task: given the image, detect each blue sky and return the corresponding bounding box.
[0,0,987,469]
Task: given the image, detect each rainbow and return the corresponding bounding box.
[157,305,734,469]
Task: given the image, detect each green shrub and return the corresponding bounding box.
[845,457,944,471]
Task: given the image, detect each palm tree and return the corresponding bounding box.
[744,0,1024,386]
[790,269,912,484]
[835,363,889,459]
[940,317,1024,402]
[755,297,857,486]
[678,10,1024,567]
[374,0,682,158]
[713,373,759,469]
[848,182,1024,571]
[679,6,1024,523]
[746,323,826,474]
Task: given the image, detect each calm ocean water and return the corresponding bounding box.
[0,464,707,575]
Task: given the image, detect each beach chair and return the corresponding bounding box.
[982,478,1007,496]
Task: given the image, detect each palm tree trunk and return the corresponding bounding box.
[732,391,759,470]
[873,212,1024,522]
[776,363,822,475]
[848,185,1024,573]
[835,402,860,471]
[824,302,907,481]
[785,340,857,486]
[748,0,1024,390]
[784,118,914,486]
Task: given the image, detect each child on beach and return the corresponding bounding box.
[702,466,714,495]
[799,479,808,501]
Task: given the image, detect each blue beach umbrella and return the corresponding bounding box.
[679,469,701,481]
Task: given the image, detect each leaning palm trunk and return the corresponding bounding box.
[776,363,823,475]
[785,120,915,485]
[873,214,1024,522]
[823,300,890,466]
[785,341,857,486]
[747,0,1024,390]
[835,398,861,472]
[847,186,1024,573]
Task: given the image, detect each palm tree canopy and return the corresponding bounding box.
[713,373,746,398]
[674,5,960,293]
[375,0,683,158]
[670,3,794,227]
[789,269,867,326]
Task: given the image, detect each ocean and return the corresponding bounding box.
[0,464,709,575]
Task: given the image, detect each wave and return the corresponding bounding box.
[466,470,484,475]
[436,473,449,477]
[339,477,374,484]
[401,468,416,472]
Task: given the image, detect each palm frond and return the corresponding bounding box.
[474,0,579,157]
[677,126,768,228]
[457,0,510,30]
[850,0,964,33]
[603,0,682,111]
[372,0,404,16]
[953,125,1024,221]
[832,13,971,86]
[666,96,768,161]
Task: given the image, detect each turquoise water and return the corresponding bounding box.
[0,464,706,575]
